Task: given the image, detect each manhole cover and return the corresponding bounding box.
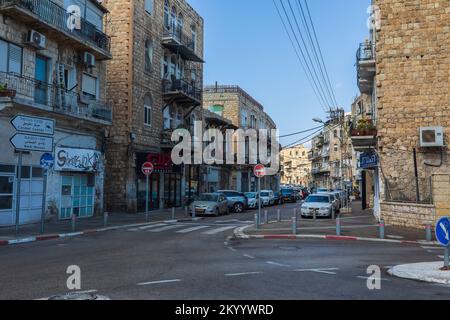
[48,292,110,300]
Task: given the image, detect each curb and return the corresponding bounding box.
[0,217,204,247]
[233,225,433,245]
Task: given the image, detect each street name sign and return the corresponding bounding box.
[10,114,55,136]
[10,133,54,152]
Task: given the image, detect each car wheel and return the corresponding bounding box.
[233,203,244,213]
[215,208,220,217]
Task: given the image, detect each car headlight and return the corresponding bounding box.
[206,207,215,212]
[320,207,331,212]
[301,207,308,213]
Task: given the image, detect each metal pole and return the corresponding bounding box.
[379,219,385,239]
[332,206,335,220]
[264,210,268,224]
[71,213,76,232]
[192,204,196,219]
[292,216,297,235]
[145,174,149,222]
[277,209,281,222]
[40,169,47,234]
[425,224,432,242]
[413,148,420,203]
[15,151,22,236]
[445,246,449,269]
[257,177,261,226]
[254,213,259,230]
[336,216,341,236]
[172,207,175,220]
[103,211,108,228]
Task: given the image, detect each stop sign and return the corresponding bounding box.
[141,162,154,176]
[254,164,266,178]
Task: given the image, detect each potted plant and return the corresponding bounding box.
[0,83,16,98]
[351,117,377,136]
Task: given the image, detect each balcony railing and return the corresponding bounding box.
[356,42,376,94]
[162,24,203,63]
[349,117,377,151]
[162,78,202,106]
[0,0,111,58]
[0,71,112,123]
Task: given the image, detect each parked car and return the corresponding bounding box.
[301,188,310,199]
[218,190,249,213]
[330,191,343,209]
[244,192,261,209]
[273,191,283,205]
[317,188,332,194]
[300,194,334,218]
[260,190,275,206]
[326,192,340,213]
[281,188,297,203]
[189,193,229,216]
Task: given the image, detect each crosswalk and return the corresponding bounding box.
[126,222,241,236]
[421,243,446,259]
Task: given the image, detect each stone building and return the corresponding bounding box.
[0,0,112,226]
[353,0,450,228]
[104,0,204,212]
[203,84,279,192]
[280,144,311,186]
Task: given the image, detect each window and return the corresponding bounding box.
[64,0,103,31]
[81,73,97,98]
[191,25,197,52]
[334,144,338,152]
[209,105,224,116]
[164,0,170,29]
[145,0,153,14]
[144,95,152,126]
[171,6,177,30]
[145,39,153,72]
[163,106,171,129]
[241,108,248,128]
[0,40,22,74]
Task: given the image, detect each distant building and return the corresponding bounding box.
[280,145,310,186]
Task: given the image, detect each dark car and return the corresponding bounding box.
[273,191,283,205]
[281,188,297,203]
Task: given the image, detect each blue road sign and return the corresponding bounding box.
[436,217,450,247]
[40,153,54,171]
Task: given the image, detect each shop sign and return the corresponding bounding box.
[55,147,102,172]
[358,152,378,169]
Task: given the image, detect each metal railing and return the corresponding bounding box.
[162,78,202,102]
[357,42,375,62]
[0,0,110,53]
[163,24,196,52]
[0,71,112,123]
[385,176,433,205]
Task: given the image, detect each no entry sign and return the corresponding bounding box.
[254,164,266,178]
[142,162,154,176]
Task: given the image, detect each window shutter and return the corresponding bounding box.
[0,40,7,72]
[82,74,97,97]
[8,44,22,74]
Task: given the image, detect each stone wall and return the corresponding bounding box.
[381,202,435,229]
[433,174,450,219]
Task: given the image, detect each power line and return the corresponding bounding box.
[279,125,323,138]
[282,127,323,149]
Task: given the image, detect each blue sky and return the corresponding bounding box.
[189,0,371,146]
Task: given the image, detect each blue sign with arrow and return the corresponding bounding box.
[436,217,450,247]
[40,153,54,171]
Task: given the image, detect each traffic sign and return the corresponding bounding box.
[9,133,53,152]
[142,162,154,176]
[436,217,450,247]
[10,114,55,135]
[40,153,54,171]
[254,164,266,178]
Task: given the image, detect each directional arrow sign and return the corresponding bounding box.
[10,133,53,152]
[10,114,55,136]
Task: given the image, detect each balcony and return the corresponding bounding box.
[0,0,111,60]
[0,71,112,124]
[315,136,324,147]
[162,25,203,63]
[350,117,377,151]
[162,78,202,107]
[356,42,376,94]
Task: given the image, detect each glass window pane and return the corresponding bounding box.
[74,186,80,196]
[0,165,15,173]
[19,166,30,179]
[32,167,44,178]
[0,176,13,194]
[0,196,13,210]
[62,176,72,185]
[87,196,93,206]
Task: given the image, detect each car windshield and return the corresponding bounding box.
[281,189,293,195]
[317,189,329,192]
[245,193,257,198]
[306,196,330,203]
[261,192,270,197]
[198,194,218,202]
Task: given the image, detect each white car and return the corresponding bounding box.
[301,194,334,218]
[244,192,261,209]
[260,190,275,206]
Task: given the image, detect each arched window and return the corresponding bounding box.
[164,0,170,30]
[144,39,153,72]
[144,94,152,126]
[163,106,172,130]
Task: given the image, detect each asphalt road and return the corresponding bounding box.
[0,202,449,300]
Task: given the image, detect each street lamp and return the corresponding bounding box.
[312,118,324,124]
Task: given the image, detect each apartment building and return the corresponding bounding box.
[353,0,450,228]
[203,84,279,192]
[280,144,310,186]
[0,0,112,226]
[104,0,204,212]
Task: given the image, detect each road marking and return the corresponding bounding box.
[227,246,237,252]
[294,268,339,275]
[202,226,237,235]
[422,246,442,250]
[266,261,291,268]
[243,254,256,259]
[176,226,210,234]
[386,235,404,239]
[128,223,167,231]
[357,276,389,281]
[149,225,186,232]
[225,272,263,277]
[138,279,181,286]
[438,255,445,259]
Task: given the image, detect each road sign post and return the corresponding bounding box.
[435,217,450,270]
[14,152,22,235]
[142,162,154,222]
[39,153,54,234]
[254,164,266,227]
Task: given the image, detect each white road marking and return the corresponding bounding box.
[243,254,256,259]
[225,272,263,277]
[128,223,167,231]
[176,226,210,234]
[438,255,445,259]
[227,247,237,252]
[266,261,291,268]
[294,268,339,275]
[138,279,181,286]
[149,225,186,232]
[357,276,390,281]
[202,226,237,235]
[422,246,442,250]
[386,235,404,239]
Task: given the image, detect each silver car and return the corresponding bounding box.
[218,190,249,213]
[301,194,334,218]
[189,193,229,216]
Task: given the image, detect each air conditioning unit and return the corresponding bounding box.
[26,30,46,49]
[83,52,96,67]
[420,127,444,147]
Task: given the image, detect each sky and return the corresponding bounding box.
[189,0,372,147]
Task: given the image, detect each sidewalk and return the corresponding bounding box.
[237,201,434,244]
[0,207,199,245]
[388,262,450,285]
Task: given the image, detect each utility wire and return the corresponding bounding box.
[279,125,323,138]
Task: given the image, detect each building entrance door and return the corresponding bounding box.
[0,174,14,225]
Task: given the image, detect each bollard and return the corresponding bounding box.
[264,210,268,225]
[103,211,108,228]
[172,207,175,220]
[332,207,336,220]
[192,205,196,219]
[292,216,297,235]
[71,214,76,232]
[277,209,281,222]
[185,206,188,216]
[379,219,385,239]
[336,216,341,236]
[313,210,317,221]
[425,224,432,242]
[254,213,259,230]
